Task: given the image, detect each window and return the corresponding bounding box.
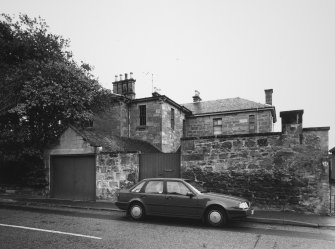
[171,108,175,130]
[131,181,145,193]
[167,181,190,195]
[249,115,256,133]
[144,181,163,194]
[213,118,222,135]
[139,105,146,126]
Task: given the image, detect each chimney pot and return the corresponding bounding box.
[115,75,118,82]
[193,90,202,102]
[125,73,128,80]
[130,72,133,79]
[119,74,123,81]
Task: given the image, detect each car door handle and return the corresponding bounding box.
[165,196,172,199]
[140,196,146,198]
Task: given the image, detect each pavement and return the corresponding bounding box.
[0,193,334,229]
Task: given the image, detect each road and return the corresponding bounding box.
[0,207,334,249]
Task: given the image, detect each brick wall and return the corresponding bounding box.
[96,152,139,201]
[181,128,331,214]
[185,110,273,137]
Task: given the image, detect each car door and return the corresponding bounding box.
[140,180,167,215]
[164,180,200,218]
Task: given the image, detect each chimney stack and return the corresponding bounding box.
[112,72,136,99]
[264,89,273,105]
[193,90,202,102]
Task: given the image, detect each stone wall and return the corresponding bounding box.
[181,128,331,214]
[94,101,128,137]
[93,97,187,152]
[96,152,139,201]
[185,110,273,137]
[130,100,162,150]
[161,103,185,152]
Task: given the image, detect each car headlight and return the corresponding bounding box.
[238,202,249,209]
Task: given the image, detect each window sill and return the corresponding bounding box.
[136,126,148,131]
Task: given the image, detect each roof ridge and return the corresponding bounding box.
[182,97,269,106]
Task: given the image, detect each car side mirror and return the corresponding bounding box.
[186,192,194,198]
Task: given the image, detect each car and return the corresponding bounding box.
[115,178,254,227]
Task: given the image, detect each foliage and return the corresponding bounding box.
[0,13,106,187]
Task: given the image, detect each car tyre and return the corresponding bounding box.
[206,206,227,227]
[128,203,145,221]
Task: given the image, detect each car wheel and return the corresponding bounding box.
[128,203,145,221]
[206,207,227,227]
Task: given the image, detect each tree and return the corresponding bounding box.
[0,14,106,188]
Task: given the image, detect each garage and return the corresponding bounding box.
[50,155,96,201]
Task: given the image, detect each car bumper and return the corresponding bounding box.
[115,201,128,211]
[227,208,254,220]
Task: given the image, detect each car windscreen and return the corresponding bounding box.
[185,180,208,193]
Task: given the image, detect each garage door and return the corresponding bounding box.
[50,155,95,201]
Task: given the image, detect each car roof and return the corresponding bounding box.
[142,178,186,181]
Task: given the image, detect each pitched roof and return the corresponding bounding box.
[183,97,276,122]
[70,126,160,153]
[183,97,270,114]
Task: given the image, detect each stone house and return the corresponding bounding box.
[183,89,276,137]
[44,73,333,214]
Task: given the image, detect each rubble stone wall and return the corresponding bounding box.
[181,128,331,214]
[96,152,139,201]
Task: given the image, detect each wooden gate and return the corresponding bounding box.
[50,155,96,201]
[139,153,180,180]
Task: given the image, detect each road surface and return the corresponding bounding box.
[0,207,334,249]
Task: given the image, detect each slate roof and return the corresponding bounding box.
[183,97,270,114]
[182,97,276,122]
[70,126,160,153]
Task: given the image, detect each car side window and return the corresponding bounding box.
[144,181,163,194]
[167,181,189,195]
[131,181,145,193]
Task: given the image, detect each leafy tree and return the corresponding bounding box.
[0,14,107,188]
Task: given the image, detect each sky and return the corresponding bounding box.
[2,0,335,148]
